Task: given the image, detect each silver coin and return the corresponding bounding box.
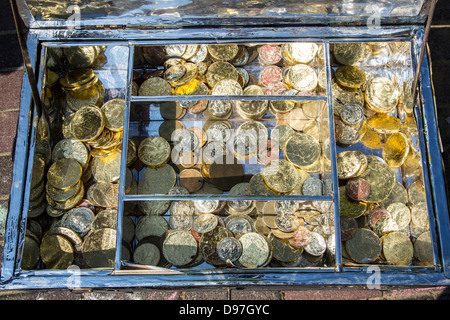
[217,237,243,262]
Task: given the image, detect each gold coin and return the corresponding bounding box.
[211,79,243,95]
[359,156,396,203]
[287,107,312,131]
[236,120,268,146]
[206,61,240,88]
[365,77,399,113]
[138,77,173,96]
[31,154,46,189]
[164,64,186,83]
[288,64,317,93]
[380,181,408,208]
[271,124,295,150]
[410,201,429,230]
[284,133,320,169]
[163,229,198,266]
[386,202,411,230]
[40,234,74,269]
[207,44,239,62]
[262,159,299,194]
[47,158,82,190]
[332,42,365,66]
[336,150,366,180]
[158,120,185,142]
[414,231,434,264]
[382,231,413,266]
[238,232,271,268]
[82,228,117,268]
[408,180,426,205]
[248,173,278,196]
[101,98,125,132]
[366,113,402,134]
[71,105,105,142]
[283,43,318,64]
[331,80,364,116]
[159,101,184,120]
[170,62,198,87]
[46,180,82,203]
[138,136,171,168]
[382,131,409,168]
[91,150,121,183]
[21,233,40,270]
[345,228,381,263]
[138,164,177,195]
[334,65,366,89]
[60,68,95,89]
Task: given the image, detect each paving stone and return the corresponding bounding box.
[0,156,13,196]
[283,288,383,300]
[230,290,282,300]
[84,290,183,300]
[184,289,229,300]
[0,111,19,154]
[0,70,23,111]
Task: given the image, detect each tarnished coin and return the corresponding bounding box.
[262,159,299,194]
[339,215,358,241]
[382,231,413,266]
[345,228,381,263]
[199,226,234,267]
[284,133,320,169]
[21,233,40,270]
[172,129,199,153]
[302,177,323,196]
[81,229,116,267]
[411,202,429,230]
[283,43,318,64]
[138,164,177,195]
[139,77,172,96]
[334,65,366,89]
[217,237,242,263]
[345,177,370,201]
[159,101,184,120]
[238,232,271,268]
[288,225,311,248]
[91,209,118,231]
[70,105,105,142]
[331,80,364,116]
[339,186,367,219]
[159,120,185,142]
[40,234,74,269]
[101,98,125,132]
[408,180,426,205]
[47,158,82,190]
[163,229,198,266]
[365,77,399,113]
[339,103,364,126]
[359,156,396,203]
[248,172,278,196]
[209,155,244,191]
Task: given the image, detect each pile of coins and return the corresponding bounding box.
[22,46,129,270]
[331,42,433,266]
[126,193,335,268]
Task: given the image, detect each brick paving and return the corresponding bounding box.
[0,1,450,301]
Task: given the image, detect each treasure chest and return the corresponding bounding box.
[2,0,450,289]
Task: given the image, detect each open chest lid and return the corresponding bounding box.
[17,0,432,29]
